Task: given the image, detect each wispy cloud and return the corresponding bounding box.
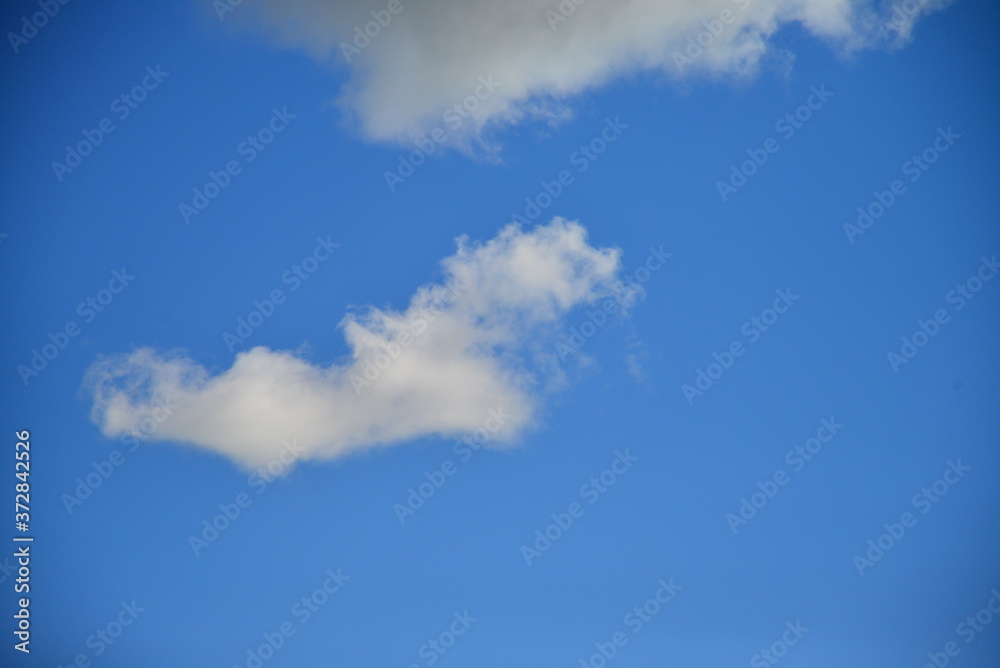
[212,0,950,146]
[85,220,637,468]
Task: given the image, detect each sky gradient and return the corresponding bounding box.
[2,0,999,666]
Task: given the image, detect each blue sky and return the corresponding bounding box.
[2,0,999,666]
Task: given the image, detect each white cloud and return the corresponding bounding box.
[214,0,949,146]
[85,220,637,469]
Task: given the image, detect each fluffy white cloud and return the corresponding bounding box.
[214,0,949,146]
[85,220,637,469]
